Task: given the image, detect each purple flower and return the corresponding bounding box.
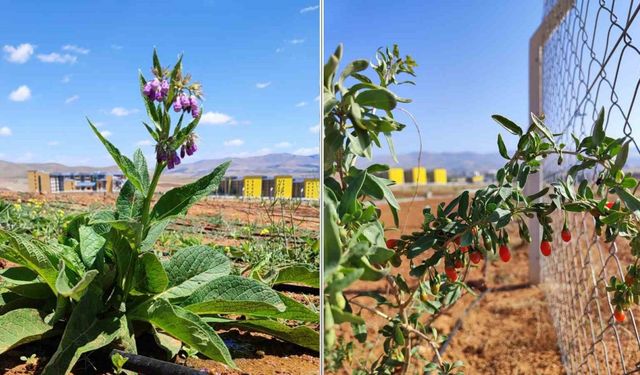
[155,144,167,163]
[191,104,200,118]
[180,145,186,158]
[173,151,181,166]
[160,80,169,96]
[189,95,198,107]
[180,94,190,108]
[173,98,182,112]
[143,78,169,102]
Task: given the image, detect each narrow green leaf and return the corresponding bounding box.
[151,161,230,221]
[497,134,509,159]
[88,120,145,194]
[592,107,605,147]
[492,115,522,136]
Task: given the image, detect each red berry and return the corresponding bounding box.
[540,241,552,256]
[469,251,482,264]
[445,266,458,282]
[454,259,463,269]
[606,201,614,209]
[460,246,469,253]
[561,229,571,243]
[625,274,635,286]
[614,309,626,323]
[386,239,398,249]
[499,245,511,262]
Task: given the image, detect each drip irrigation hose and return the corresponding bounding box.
[110,349,208,375]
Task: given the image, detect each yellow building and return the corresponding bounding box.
[433,168,448,184]
[472,174,485,183]
[411,167,427,185]
[388,168,405,185]
[243,176,263,198]
[304,178,320,200]
[63,180,76,191]
[27,171,51,194]
[274,175,293,199]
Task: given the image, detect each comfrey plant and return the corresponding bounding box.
[324,44,640,374]
[0,51,318,374]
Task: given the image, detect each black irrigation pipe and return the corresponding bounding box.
[110,349,208,375]
[272,283,319,295]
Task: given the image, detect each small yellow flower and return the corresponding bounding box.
[259,228,270,235]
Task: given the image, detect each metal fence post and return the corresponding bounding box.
[527,0,574,284]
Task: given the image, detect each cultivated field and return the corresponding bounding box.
[0,191,320,375]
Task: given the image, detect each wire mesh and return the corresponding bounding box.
[539,0,640,373]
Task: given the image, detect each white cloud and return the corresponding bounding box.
[37,53,77,64]
[100,130,112,138]
[9,85,31,102]
[65,95,79,104]
[61,75,72,83]
[300,5,319,13]
[200,111,234,125]
[0,127,12,136]
[47,141,59,146]
[289,39,305,45]
[136,140,153,147]
[276,47,285,53]
[295,101,307,107]
[62,44,89,54]
[3,43,34,63]
[110,107,138,116]
[256,82,271,89]
[231,148,272,157]
[224,139,244,147]
[275,141,291,148]
[309,124,320,133]
[294,146,319,156]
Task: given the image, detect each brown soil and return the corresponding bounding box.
[331,195,566,375]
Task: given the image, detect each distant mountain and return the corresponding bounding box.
[0,160,121,179]
[166,153,320,178]
[0,153,320,192]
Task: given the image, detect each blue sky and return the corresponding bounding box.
[0,1,320,166]
[325,1,543,155]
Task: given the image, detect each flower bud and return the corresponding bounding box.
[189,95,198,107]
[180,94,190,108]
[173,98,182,112]
[180,145,186,158]
[191,105,200,118]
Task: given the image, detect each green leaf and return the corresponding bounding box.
[130,298,235,368]
[355,88,397,110]
[614,187,640,219]
[338,170,367,217]
[323,189,342,277]
[140,218,171,252]
[55,262,98,301]
[592,107,605,147]
[275,292,319,322]
[134,252,169,294]
[79,225,106,269]
[182,275,286,317]
[152,327,181,360]
[133,149,150,192]
[367,174,400,226]
[161,246,232,301]
[0,308,55,354]
[0,230,58,292]
[497,134,509,159]
[613,141,629,173]
[116,181,144,220]
[207,318,319,352]
[492,115,522,136]
[88,120,145,194]
[272,264,319,288]
[42,288,121,375]
[151,161,230,221]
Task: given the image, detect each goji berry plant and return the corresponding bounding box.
[0,51,318,374]
[324,44,640,374]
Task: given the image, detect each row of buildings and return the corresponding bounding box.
[27,171,320,200]
[379,167,485,185]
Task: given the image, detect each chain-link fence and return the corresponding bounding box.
[537,0,640,373]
